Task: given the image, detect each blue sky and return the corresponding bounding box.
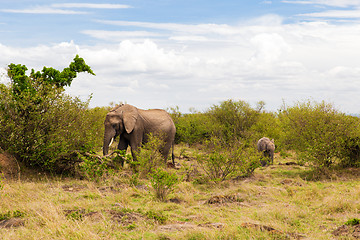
[1,0,360,113]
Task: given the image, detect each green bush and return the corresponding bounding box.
[0,56,100,172]
[208,99,260,142]
[171,100,276,146]
[149,168,179,202]
[345,218,360,226]
[134,133,167,177]
[169,106,213,144]
[250,111,281,149]
[144,209,168,224]
[0,210,25,220]
[279,100,360,168]
[196,137,261,182]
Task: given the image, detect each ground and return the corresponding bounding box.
[0,149,360,239]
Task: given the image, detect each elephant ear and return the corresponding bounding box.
[122,105,138,134]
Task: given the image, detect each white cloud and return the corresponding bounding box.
[0,3,131,15]
[282,0,360,7]
[1,6,88,14]
[299,9,360,18]
[82,30,163,41]
[96,20,241,36]
[51,3,131,9]
[2,16,360,113]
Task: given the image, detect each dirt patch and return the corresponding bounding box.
[241,223,305,239]
[332,224,360,238]
[0,151,20,179]
[169,197,182,204]
[63,209,104,222]
[159,222,197,231]
[107,209,145,227]
[206,193,246,205]
[62,184,87,192]
[159,222,224,231]
[97,186,121,194]
[278,162,298,166]
[280,179,303,186]
[0,218,25,228]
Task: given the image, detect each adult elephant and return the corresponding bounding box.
[103,104,176,164]
[257,137,275,166]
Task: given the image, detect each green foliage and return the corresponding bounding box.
[134,133,167,176]
[278,100,360,169]
[0,56,101,172]
[345,218,360,226]
[250,111,281,149]
[65,209,86,221]
[169,106,213,144]
[8,55,94,92]
[0,210,25,220]
[196,137,261,182]
[208,99,260,142]
[149,168,179,202]
[113,149,133,168]
[144,210,168,224]
[78,154,110,181]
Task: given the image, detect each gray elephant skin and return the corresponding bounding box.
[103,104,176,164]
[257,137,275,166]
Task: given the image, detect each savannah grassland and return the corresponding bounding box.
[1,148,360,240]
[1,58,360,239]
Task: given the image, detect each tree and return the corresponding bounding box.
[0,55,99,172]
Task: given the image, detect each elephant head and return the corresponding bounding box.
[103,104,138,156]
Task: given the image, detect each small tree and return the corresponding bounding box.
[0,55,97,172]
[149,168,179,202]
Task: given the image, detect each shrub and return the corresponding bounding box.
[134,133,167,177]
[144,210,168,224]
[169,106,213,144]
[345,218,360,226]
[208,99,260,142]
[170,100,278,147]
[250,111,281,149]
[77,154,110,181]
[196,137,261,182]
[0,56,98,172]
[149,168,179,202]
[0,210,25,220]
[279,100,360,168]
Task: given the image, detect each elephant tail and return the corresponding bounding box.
[171,141,175,165]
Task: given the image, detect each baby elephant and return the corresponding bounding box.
[257,137,275,166]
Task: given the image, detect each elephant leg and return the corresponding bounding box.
[118,137,129,151]
[161,144,170,163]
[129,135,142,162]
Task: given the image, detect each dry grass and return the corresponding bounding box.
[1,150,360,239]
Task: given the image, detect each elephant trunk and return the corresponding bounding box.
[103,127,116,156]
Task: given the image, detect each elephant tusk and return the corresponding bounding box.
[109,137,114,147]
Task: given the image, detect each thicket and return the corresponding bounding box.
[278,100,360,168]
[170,100,278,181]
[173,99,360,173]
[0,56,107,172]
